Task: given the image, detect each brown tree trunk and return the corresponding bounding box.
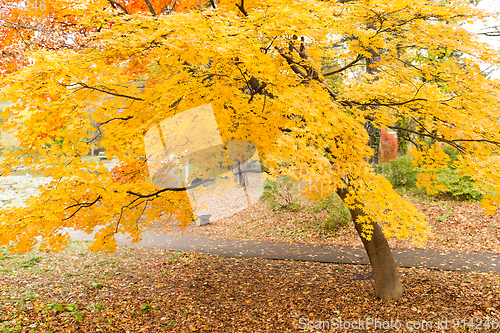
[339,23,403,300]
[337,188,403,300]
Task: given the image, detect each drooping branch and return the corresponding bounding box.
[60,82,145,101]
[323,54,364,77]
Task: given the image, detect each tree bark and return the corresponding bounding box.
[363,121,381,165]
[337,187,403,300]
[364,47,382,165]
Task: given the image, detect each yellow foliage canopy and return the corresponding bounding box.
[0,0,499,253]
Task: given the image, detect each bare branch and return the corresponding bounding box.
[388,122,500,153]
[126,167,266,199]
[388,125,465,153]
[0,18,47,33]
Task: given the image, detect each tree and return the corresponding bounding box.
[379,130,398,163]
[1,0,500,300]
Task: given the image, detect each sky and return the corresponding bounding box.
[468,0,499,45]
[465,0,500,77]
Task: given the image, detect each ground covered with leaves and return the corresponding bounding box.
[1,241,500,332]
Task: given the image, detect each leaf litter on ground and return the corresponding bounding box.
[0,240,499,332]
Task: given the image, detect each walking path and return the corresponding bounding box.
[68,231,500,273]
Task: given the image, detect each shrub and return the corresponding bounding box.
[442,145,460,167]
[322,202,351,232]
[436,168,484,201]
[375,156,420,188]
[259,175,301,211]
[375,154,487,201]
[379,129,399,163]
[309,193,351,232]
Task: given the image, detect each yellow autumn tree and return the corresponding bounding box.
[1,0,499,300]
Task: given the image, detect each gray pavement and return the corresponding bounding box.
[68,231,500,273]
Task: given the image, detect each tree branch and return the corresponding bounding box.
[323,54,364,77]
[387,125,469,153]
[61,82,145,101]
[86,116,133,144]
[235,0,248,17]
[0,18,47,33]
[126,167,267,199]
[275,45,340,101]
[63,195,102,220]
[349,98,427,107]
[108,0,129,14]
[143,0,157,16]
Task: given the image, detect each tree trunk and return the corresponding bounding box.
[337,188,403,300]
[363,121,381,165]
[364,47,382,165]
[339,25,403,300]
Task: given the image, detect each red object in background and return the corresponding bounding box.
[379,129,398,163]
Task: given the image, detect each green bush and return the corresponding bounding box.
[442,146,460,167]
[436,168,484,201]
[375,154,488,201]
[309,193,351,232]
[322,202,351,232]
[259,175,302,211]
[375,156,420,188]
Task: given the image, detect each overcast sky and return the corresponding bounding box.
[465,0,500,77]
[469,0,499,44]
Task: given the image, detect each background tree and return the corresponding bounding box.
[1,0,499,300]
